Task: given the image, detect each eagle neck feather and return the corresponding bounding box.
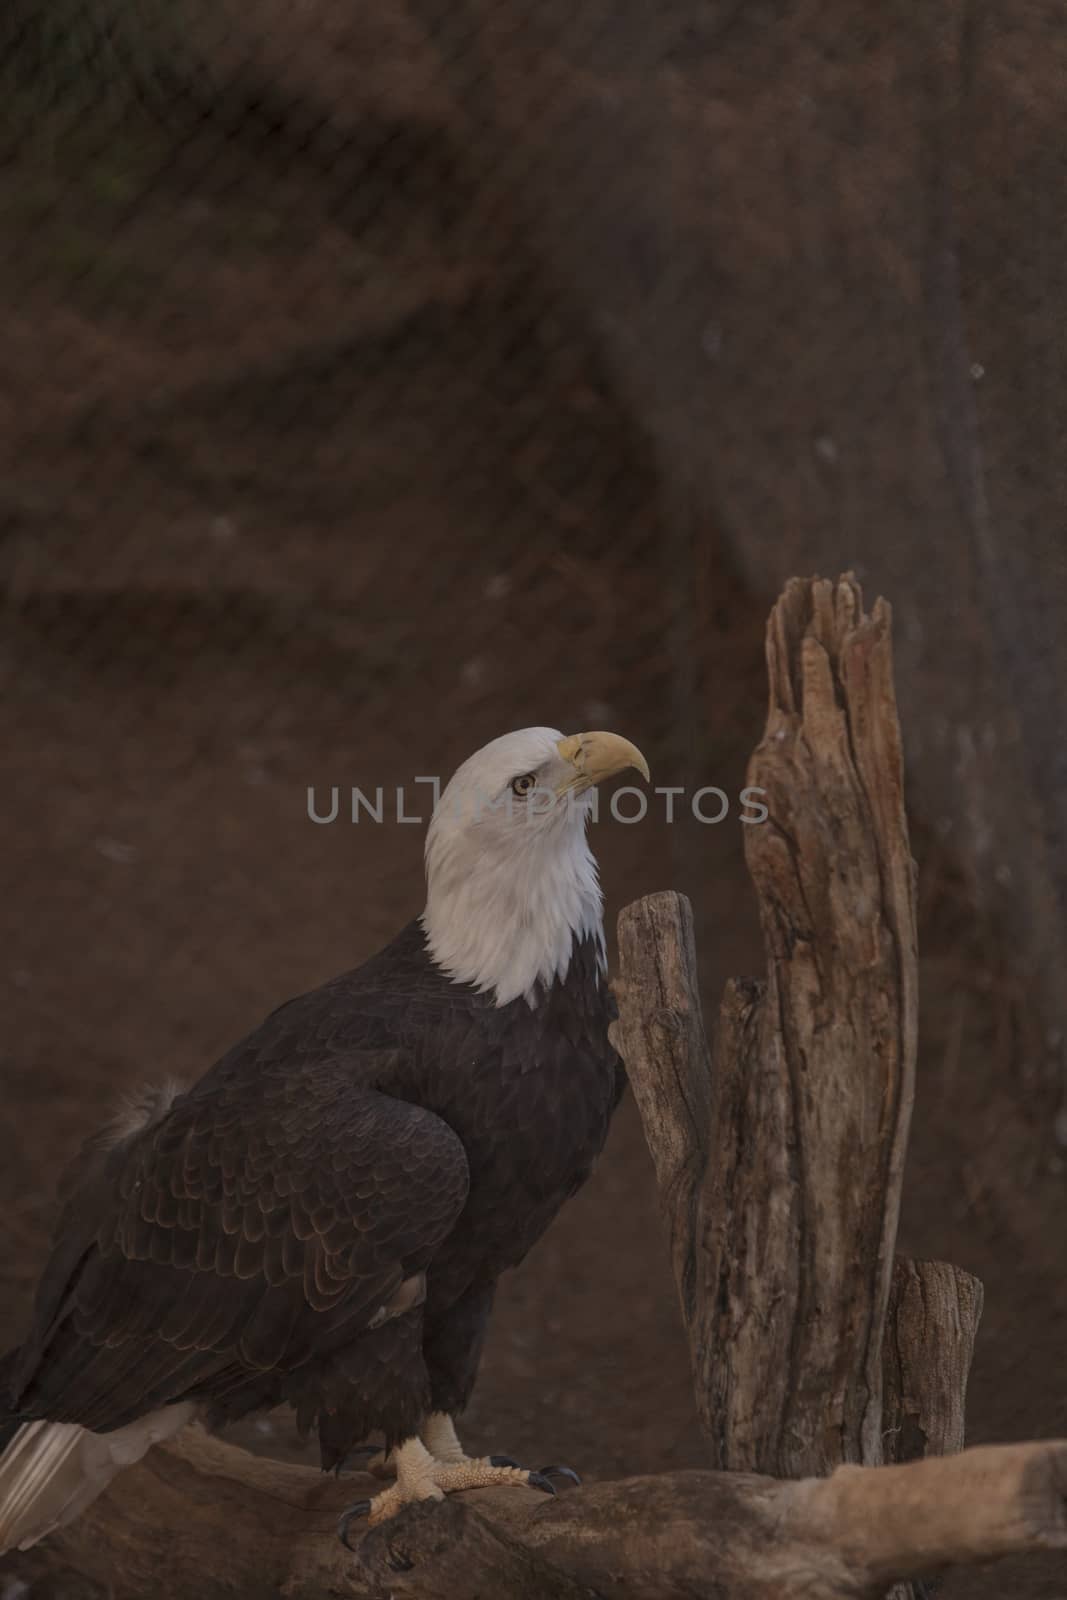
[420,822,605,1008]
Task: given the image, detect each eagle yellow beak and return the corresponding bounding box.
[555,731,650,794]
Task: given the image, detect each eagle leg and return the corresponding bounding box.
[336,1434,563,1539]
[423,1412,580,1487]
[421,1411,478,1465]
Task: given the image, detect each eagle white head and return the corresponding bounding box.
[421,727,650,1007]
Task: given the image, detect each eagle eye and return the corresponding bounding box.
[510,772,537,798]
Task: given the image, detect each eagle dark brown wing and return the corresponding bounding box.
[7,1053,469,1434]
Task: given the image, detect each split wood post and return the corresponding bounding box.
[880,1258,984,1600]
[612,575,982,1496]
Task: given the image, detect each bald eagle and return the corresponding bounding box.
[0,727,648,1549]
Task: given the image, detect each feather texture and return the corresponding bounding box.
[0,1405,196,1553]
[3,919,621,1481]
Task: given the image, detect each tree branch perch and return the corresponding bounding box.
[9,1425,1067,1600]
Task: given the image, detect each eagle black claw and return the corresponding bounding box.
[338,1501,372,1549]
[527,1471,558,1496]
[488,1453,522,1468]
[538,1465,581,1487]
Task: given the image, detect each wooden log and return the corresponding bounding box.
[880,1258,985,1600]
[609,888,716,1335]
[614,575,920,1476]
[7,1425,1067,1600]
[882,1258,984,1465]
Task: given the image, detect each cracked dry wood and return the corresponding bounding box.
[615,575,920,1478]
[882,1258,984,1467]
[879,1258,985,1600]
[8,1425,1067,1600]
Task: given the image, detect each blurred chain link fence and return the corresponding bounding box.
[0,0,744,1113]
[2,1,1066,1138]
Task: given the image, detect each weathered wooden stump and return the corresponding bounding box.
[6,576,1062,1600]
[611,574,983,1482]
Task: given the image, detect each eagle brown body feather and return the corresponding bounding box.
[3,922,622,1469]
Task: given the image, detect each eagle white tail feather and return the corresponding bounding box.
[0,1403,198,1553]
